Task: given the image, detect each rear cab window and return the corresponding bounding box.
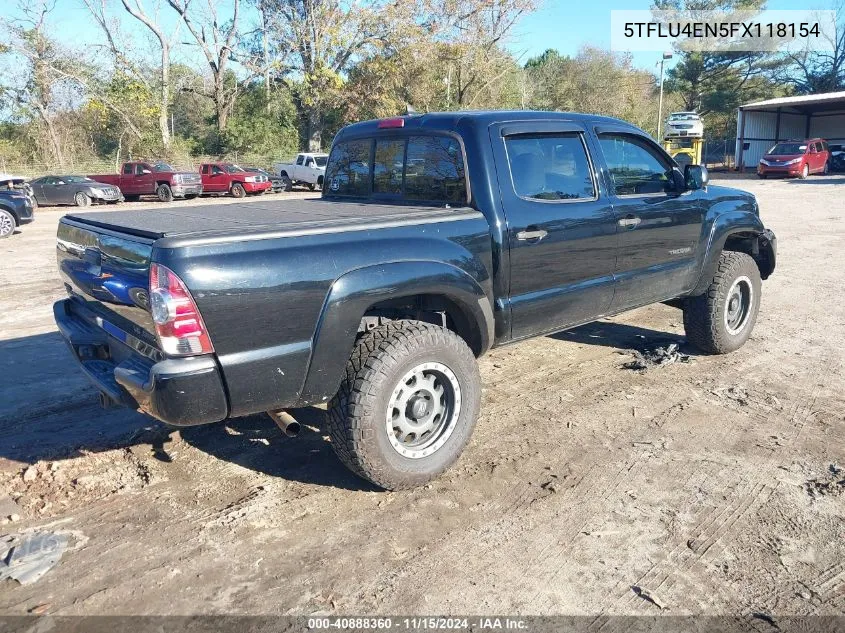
[325,134,467,204]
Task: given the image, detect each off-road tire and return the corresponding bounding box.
[683,251,761,354]
[156,184,173,202]
[0,209,15,238]
[231,182,246,198]
[74,191,91,207]
[327,320,481,490]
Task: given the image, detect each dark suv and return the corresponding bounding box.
[0,189,34,238]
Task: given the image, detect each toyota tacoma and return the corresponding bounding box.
[54,111,776,489]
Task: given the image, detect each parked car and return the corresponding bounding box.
[28,175,123,207]
[757,139,830,179]
[0,189,34,238]
[244,167,285,193]
[828,143,845,172]
[273,153,328,190]
[665,112,704,138]
[89,161,203,202]
[54,111,776,490]
[199,163,272,198]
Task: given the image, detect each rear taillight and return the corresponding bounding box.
[149,263,214,356]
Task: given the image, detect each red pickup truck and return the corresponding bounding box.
[89,161,203,202]
[199,163,272,197]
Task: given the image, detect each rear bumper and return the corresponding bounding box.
[54,299,228,426]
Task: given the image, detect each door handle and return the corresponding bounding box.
[618,216,641,228]
[516,229,548,242]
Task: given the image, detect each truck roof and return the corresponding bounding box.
[334,110,642,142]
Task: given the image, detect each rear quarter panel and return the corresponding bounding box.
[154,213,493,416]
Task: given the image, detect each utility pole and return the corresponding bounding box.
[656,51,673,141]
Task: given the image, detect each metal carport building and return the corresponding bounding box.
[735,90,845,169]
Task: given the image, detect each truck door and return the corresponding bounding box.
[491,121,619,340]
[120,163,135,195]
[135,163,155,195]
[593,128,705,310]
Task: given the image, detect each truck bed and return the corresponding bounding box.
[64,198,476,242]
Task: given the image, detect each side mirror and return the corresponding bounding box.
[684,164,708,190]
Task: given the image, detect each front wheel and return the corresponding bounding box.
[74,191,91,207]
[231,182,246,198]
[0,209,15,238]
[156,184,173,202]
[327,320,481,490]
[683,251,761,354]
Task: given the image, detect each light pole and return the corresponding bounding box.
[656,51,673,141]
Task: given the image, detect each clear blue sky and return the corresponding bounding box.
[508,0,838,70]
[10,0,842,75]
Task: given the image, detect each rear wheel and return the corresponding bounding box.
[74,191,91,207]
[327,320,481,490]
[156,184,173,202]
[823,161,830,175]
[0,209,15,238]
[683,251,761,354]
[231,182,246,198]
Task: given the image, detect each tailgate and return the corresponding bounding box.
[57,217,158,348]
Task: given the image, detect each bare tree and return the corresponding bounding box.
[1,1,68,166]
[263,0,395,150]
[167,0,252,139]
[83,0,185,148]
[777,3,845,94]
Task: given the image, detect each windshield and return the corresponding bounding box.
[668,113,699,121]
[768,143,806,155]
[153,163,175,172]
[224,164,246,173]
[62,176,93,183]
[314,156,328,167]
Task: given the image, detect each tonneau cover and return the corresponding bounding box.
[64,198,474,241]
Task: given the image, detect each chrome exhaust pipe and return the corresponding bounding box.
[98,392,115,409]
[267,410,301,437]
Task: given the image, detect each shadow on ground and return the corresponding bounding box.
[1,318,688,489]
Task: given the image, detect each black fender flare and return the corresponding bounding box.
[692,211,775,295]
[297,261,494,405]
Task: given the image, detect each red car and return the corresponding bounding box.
[199,163,272,197]
[757,139,830,179]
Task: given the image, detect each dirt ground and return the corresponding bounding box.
[0,178,843,617]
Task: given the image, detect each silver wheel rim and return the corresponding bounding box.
[385,361,461,459]
[75,192,88,206]
[0,212,13,236]
[724,275,753,335]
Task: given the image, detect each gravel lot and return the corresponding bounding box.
[0,178,843,616]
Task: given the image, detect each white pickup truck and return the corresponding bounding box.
[273,152,328,191]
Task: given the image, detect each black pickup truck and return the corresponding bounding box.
[54,111,776,489]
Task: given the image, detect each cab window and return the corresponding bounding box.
[504,133,595,201]
[325,135,467,203]
[598,134,673,196]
